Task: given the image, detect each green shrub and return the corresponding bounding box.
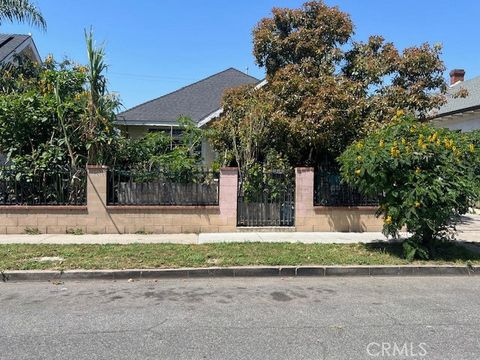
[66,228,84,235]
[338,114,480,260]
[24,227,41,235]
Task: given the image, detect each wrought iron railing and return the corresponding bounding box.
[107,168,220,206]
[237,170,295,227]
[314,163,379,207]
[0,166,87,205]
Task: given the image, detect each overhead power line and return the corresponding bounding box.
[108,71,195,81]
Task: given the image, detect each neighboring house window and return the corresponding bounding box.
[148,126,183,150]
[147,126,202,157]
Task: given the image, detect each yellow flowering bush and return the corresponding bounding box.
[338,116,480,260]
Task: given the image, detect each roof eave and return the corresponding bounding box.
[114,120,181,127]
[430,104,480,120]
[196,78,268,128]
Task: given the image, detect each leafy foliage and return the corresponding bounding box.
[112,117,206,178]
[338,115,480,260]
[240,149,294,202]
[0,56,88,171]
[212,0,457,167]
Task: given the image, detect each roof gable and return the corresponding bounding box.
[117,68,260,126]
[0,34,40,64]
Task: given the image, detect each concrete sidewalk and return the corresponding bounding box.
[0,214,477,245]
[0,232,397,245]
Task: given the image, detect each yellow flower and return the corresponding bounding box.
[444,138,453,149]
[415,167,421,174]
[357,155,363,161]
[45,54,54,64]
[385,216,393,225]
[396,109,404,117]
[390,146,400,157]
[379,140,385,148]
[469,144,475,153]
[355,169,361,176]
[415,201,421,208]
[356,142,364,149]
[401,138,406,145]
[427,132,438,143]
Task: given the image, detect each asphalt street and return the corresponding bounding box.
[1,276,479,360]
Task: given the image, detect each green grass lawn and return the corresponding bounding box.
[0,242,479,270]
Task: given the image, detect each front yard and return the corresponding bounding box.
[0,242,479,270]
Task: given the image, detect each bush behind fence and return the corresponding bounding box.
[314,163,379,207]
[0,166,87,206]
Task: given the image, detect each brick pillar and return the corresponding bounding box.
[219,167,238,230]
[295,167,315,231]
[86,165,109,233]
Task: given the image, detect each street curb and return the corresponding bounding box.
[1,265,479,282]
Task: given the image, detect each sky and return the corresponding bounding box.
[2,0,480,110]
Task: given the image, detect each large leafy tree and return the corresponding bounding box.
[0,0,46,29]
[209,84,278,178]
[213,1,451,166]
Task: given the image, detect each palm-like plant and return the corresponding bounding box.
[84,29,120,164]
[0,0,46,30]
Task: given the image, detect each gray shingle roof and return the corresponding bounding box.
[0,34,30,62]
[433,76,480,117]
[116,68,260,126]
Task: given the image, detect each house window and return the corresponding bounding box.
[148,126,183,149]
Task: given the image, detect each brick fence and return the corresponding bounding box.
[295,168,382,232]
[0,166,382,234]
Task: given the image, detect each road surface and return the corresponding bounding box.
[1,277,479,359]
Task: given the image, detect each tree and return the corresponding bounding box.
[212,1,455,167]
[209,84,278,178]
[0,0,46,30]
[338,115,480,260]
[0,56,87,170]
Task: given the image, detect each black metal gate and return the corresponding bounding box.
[237,170,295,227]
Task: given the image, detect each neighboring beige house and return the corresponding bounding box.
[431,69,480,132]
[0,33,41,65]
[116,68,260,164]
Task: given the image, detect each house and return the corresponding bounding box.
[0,33,41,65]
[116,68,260,164]
[431,69,480,132]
